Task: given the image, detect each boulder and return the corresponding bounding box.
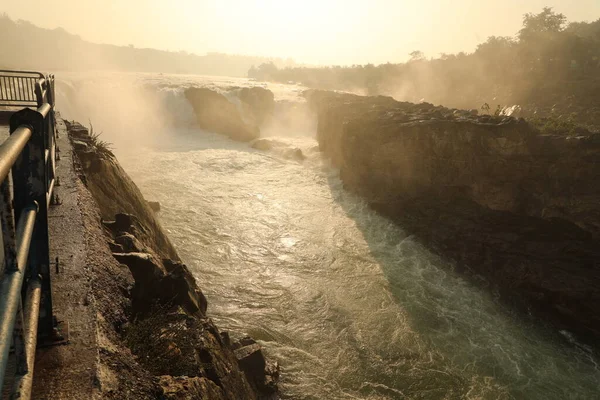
[112,252,207,315]
[112,252,164,285]
[251,139,305,161]
[112,252,165,313]
[112,252,163,289]
[107,241,124,253]
[231,336,257,350]
[233,337,279,395]
[147,201,161,212]
[282,148,305,161]
[184,87,259,142]
[235,343,265,377]
[160,261,208,315]
[103,213,134,235]
[251,138,282,151]
[115,233,146,253]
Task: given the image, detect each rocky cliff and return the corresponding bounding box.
[66,121,279,399]
[184,87,275,142]
[308,90,600,342]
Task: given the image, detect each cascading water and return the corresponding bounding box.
[56,72,600,400]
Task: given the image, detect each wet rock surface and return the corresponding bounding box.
[309,90,600,342]
[67,121,279,399]
[238,86,275,126]
[147,200,161,212]
[233,337,279,395]
[184,87,260,141]
[251,138,306,161]
[158,376,225,400]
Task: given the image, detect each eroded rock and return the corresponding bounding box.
[103,213,134,236]
[111,251,207,316]
[160,260,208,315]
[115,233,145,253]
[184,87,260,141]
[233,337,279,395]
[251,139,305,161]
[67,119,279,398]
[238,86,275,126]
[159,376,226,400]
[310,89,600,341]
[147,201,161,212]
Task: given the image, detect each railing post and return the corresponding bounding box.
[0,177,30,379]
[34,81,43,109]
[12,299,28,375]
[0,205,38,394]
[9,106,54,338]
[10,276,43,399]
[0,178,17,277]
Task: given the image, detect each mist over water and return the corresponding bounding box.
[56,73,600,399]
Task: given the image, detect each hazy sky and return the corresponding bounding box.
[3,0,600,65]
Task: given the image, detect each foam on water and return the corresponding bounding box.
[55,72,600,399]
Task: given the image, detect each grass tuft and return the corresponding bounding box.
[88,120,115,157]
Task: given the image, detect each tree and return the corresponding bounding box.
[248,62,278,80]
[409,50,425,61]
[518,7,566,42]
[476,36,515,54]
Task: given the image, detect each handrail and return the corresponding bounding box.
[0,205,38,386]
[0,70,44,78]
[0,70,53,108]
[0,127,33,183]
[10,277,42,398]
[0,70,57,399]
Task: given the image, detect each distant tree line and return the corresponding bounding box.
[248,8,600,112]
[0,14,296,76]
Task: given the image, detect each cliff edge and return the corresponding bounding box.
[308,90,600,343]
[63,120,279,399]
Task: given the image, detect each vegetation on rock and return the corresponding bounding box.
[251,8,600,129]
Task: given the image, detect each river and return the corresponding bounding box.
[56,72,600,400]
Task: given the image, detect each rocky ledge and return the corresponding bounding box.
[307,90,600,343]
[184,87,274,142]
[67,121,279,399]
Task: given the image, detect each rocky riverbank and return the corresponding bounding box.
[66,121,279,399]
[308,90,600,343]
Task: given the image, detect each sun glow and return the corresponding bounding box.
[188,0,431,64]
[199,0,367,62]
[4,0,600,65]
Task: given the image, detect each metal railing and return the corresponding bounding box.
[0,70,57,399]
[0,70,55,109]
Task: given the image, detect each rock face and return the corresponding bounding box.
[68,123,179,261]
[238,87,275,126]
[147,200,161,212]
[111,250,208,316]
[185,87,260,141]
[251,139,306,162]
[67,121,279,399]
[232,336,279,395]
[309,90,600,341]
